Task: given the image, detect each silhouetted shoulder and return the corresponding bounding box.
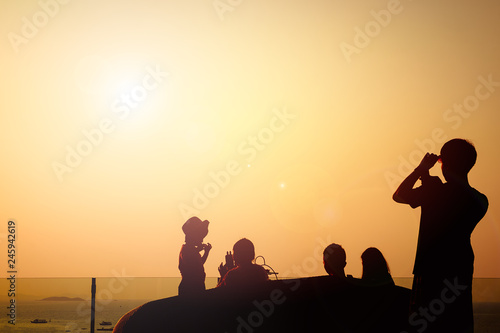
[443,183,489,223]
[471,187,489,213]
[219,264,269,288]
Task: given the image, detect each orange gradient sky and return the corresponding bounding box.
[1,0,499,282]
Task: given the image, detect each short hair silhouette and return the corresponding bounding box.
[361,247,393,285]
[323,243,346,277]
[233,238,255,265]
[440,138,477,176]
[217,238,269,288]
[392,137,488,331]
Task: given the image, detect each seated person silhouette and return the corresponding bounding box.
[178,217,212,296]
[393,138,488,333]
[217,238,269,288]
[360,247,394,286]
[323,243,349,279]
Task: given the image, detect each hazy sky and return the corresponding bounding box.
[1,0,499,282]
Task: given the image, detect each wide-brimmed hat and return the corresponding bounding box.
[182,216,209,238]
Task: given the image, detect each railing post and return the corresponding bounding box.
[91,278,96,333]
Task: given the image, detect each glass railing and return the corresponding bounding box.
[1,277,499,332]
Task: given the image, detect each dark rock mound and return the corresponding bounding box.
[113,276,411,333]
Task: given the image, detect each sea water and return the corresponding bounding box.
[1,299,146,332]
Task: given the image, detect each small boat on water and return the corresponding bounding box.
[99,321,112,326]
[31,319,48,323]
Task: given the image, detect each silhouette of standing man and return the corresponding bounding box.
[393,139,488,333]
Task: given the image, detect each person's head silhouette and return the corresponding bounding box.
[323,243,346,278]
[440,139,477,183]
[233,238,255,266]
[361,247,393,285]
[182,217,209,246]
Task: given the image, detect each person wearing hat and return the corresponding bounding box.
[178,217,212,296]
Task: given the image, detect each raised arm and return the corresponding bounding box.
[393,153,440,204]
[200,243,212,264]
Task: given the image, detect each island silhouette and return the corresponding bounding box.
[39,296,85,301]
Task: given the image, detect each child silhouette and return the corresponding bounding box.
[178,217,211,296]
